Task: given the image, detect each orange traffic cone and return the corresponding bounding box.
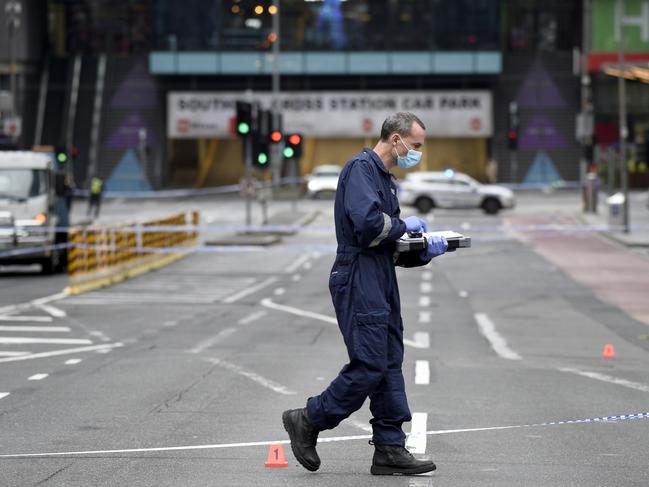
[602,343,616,359]
[265,443,288,468]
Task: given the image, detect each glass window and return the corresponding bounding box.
[0,170,47,200]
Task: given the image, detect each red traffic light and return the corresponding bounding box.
[507,130,518,140]
[288,134,301,146]
[270,130,283,143]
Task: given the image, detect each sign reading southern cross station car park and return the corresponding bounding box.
[167,91,493,139]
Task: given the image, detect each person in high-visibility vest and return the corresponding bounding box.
[87,176,103,219]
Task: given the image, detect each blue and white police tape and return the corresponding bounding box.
[0,411,646,458]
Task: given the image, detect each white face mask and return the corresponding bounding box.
[395,136,422,169]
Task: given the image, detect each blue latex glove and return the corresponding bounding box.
[404,216,428,234]
[422,235,448,259]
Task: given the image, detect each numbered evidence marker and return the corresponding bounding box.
[264,443,289,468]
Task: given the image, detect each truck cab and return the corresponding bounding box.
[0,151,69,273]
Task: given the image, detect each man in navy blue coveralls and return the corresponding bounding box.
[283,112,448,476]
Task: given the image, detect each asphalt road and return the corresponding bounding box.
[0,193,648,486]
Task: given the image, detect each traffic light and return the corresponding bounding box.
[507,102,519,151]
[269,112,283,144]
[236,101,253,136]
[55,146,68,165]
[284,133,303,159]
[253,109,271,170]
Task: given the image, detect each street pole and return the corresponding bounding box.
[271,0,282,189]
[580,0,593,188]
[617,0,630,233]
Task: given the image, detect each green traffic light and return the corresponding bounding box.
[283,147,295,158]
[257,153,268,165]
[57,153,67,163]
[238,122,251,135]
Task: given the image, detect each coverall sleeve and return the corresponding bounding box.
[344,161,406,248]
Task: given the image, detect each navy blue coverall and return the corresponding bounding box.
[306,148,431,446]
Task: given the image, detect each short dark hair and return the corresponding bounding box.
[380,112,426,141]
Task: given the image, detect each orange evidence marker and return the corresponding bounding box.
[602,344,616,359]
[265,443,289,468]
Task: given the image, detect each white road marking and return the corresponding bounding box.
[0,412,646,457]
[0,392,9,400]
[0,316,53,323]
[65,359,82,365]
[0,326,71,333]
[260,298,337,325]
[0,351,29,357]
[461,222,472,230]
[406,412,428,454]
[0,342,123,364]
[422,271,433,281]
[459,290,469,298]
[0,337,92,345]
[89,331,110,342]
[285,253,311,274]
[0,292,67,316]
[559,368,649,393]
[35,304,66,318]
[273,288,286,296]
[474,313,522,360]
[418,311,431,323]
[205,358,296,395]
[404,332,430,349]
[418,296,431,307]
[237,310,267,326]
[163,321,177,327]
[28,374,48,381]
[420,282,433,294]
[96,348,112,354]
[222,277,278,304]
[291,274,302,282]
[303,262,312,270]
[190,328,238,354]
[415,360,430,385]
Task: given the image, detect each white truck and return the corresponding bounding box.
[0,151,69,273]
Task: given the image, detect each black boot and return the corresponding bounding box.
[371,444,437,476]
[282,408,321,472]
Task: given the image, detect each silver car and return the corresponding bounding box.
[398,170,515,214]
[305,164,341,199]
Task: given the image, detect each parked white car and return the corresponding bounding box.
[305,165,341,199]
[398,170,515,214]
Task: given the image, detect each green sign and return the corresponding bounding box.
[593,0,649,52]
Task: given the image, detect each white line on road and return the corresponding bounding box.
[418,296,431,307]
[35,304,66,318]
[1,412,647,458]
[273,288,285,296]
[65,359,82,365]
[418,311,431,324]
[0,351,29,357]
[0,316,53,323]
[237,310,267,326]
[205,358,296,395]
[0,292,67,316]
[422,271,433,281]
[260,298,337,325]
[291,274,302,282]
[420,282,433,294]
[285,253,311,274]
[0,342,123,364]
[459,290,469,298]
[346,419,372,433]
[559,368,649,393]
[222,277,278,304]
[415,360,430,385]
[28,374,48,381]
[0,392,9,400]
[0,326,71,333]
[406,412,428,454]
[404,332,430,349]
[474,313,522,360]
[0,337,92,345]
[190,328,238,354]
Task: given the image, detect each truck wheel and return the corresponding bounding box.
[482,198,501,215]
[415,197,435,214]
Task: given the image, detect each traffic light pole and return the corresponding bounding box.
[271,0,282,187]
[245,124,253,228]
[617,0,630,233]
